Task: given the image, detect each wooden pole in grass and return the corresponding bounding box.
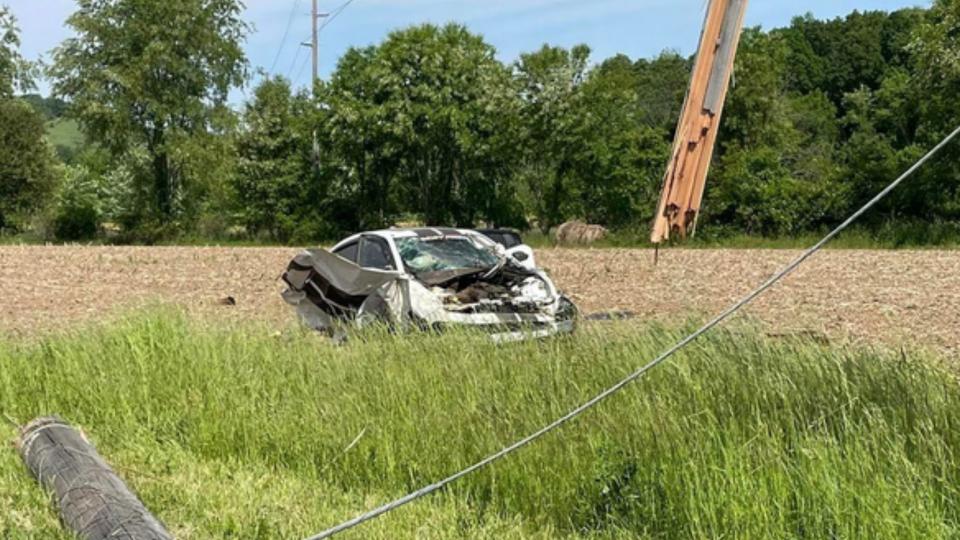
[16,416,172,540]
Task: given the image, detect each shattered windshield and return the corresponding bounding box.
[396,236,500,276]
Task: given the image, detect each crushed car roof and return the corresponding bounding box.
[357,227,477,239]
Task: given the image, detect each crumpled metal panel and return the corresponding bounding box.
[281,248,576,342]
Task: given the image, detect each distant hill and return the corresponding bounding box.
[21,94,69,121]
[47,118,84,154]
[18,94,86,162]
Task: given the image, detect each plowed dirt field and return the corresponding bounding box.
[2,245,958,353]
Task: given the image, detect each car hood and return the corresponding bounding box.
[282,248,402,299]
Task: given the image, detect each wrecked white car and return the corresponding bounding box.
[281,228,577,342]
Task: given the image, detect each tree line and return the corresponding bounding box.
[2,1,960,244]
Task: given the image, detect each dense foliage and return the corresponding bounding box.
[226,5,960,243]
[2,1,960,243]
[0,99,60,231]
[0,8,58,232]
[49,0,249,237]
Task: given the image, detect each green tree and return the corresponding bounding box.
[53,165,103,240]
[568,55,668,228]
[322,46,399,231]
[633,51,691,133]
[781,10,919,104]
[323,24,521,228]
[0,6,33,98]
[708,29,843,235]
[836,87,914,220]
[515,44,590,233]
[906,0,960,223]
[21,94,68,120]
[0,8,58,232]
[50,0,249,231]
[912,0,960,131]
[234,76,318,241]
[0,99,61,231]
[383,24,520,226]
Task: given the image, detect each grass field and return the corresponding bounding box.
[2,312,959,538]
[45,118,84,153]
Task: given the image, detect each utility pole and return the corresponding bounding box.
[311,0,319,87]
[301,1,328,93]
[301,1,328,168]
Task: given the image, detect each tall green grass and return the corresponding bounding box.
[2,313,959,538]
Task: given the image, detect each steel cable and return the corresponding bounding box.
[269,0,302,75]
[318,0,358,33]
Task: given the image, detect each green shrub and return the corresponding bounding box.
[53,166,101,240]
[53,203,98,240]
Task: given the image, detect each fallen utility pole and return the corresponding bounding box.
[17,416,171,540]
[651,0,748,243]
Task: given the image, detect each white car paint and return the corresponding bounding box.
[282,227,576,342]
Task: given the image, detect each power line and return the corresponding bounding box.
[286,34,310,80]
[275,0,358,87]
[293,49,313,85]
[318,0,357,33]
[303,125,960,540]
[269,0,302,75]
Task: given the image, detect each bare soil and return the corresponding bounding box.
[2,245,958,353]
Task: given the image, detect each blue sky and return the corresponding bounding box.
[5,0,933,99]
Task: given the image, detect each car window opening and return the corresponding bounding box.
[359,237,395,270]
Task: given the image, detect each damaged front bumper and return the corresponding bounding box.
[281,249,577,342]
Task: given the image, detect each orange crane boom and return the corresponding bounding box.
[651,0,748,244]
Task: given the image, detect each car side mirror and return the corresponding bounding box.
[512,251,529,262]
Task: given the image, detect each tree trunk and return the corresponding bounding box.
[154,150,173,222]
[17,416,172,540]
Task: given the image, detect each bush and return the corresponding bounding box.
[53,166,101,240]
[53,204,98,240]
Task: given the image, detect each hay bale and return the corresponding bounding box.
[554,221,609,245]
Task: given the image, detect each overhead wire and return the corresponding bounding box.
[269,0,302,75]
[285,1,357,85]
[286,34,310,80]
[293,48,313,85]
[318,0,358,33]
[302,124,960,540]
